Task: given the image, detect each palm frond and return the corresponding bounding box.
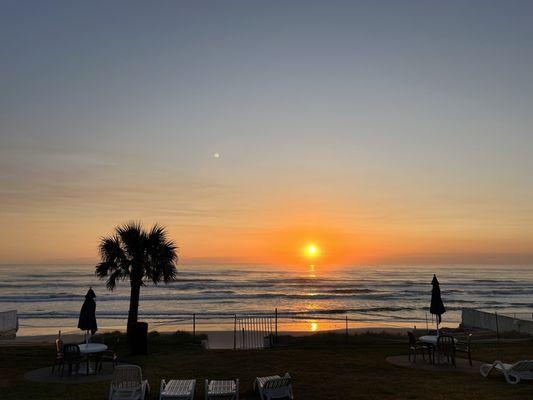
[95,222,178,290]
[95,233,130,290]
[117,221,146,260]
[96,235,125,274]
[105,268,128,290]
[146,224,178,284]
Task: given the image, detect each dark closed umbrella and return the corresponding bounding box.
[430,275,446,331]
[78,288,98,338]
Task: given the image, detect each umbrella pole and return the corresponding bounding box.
[86,330,88,345]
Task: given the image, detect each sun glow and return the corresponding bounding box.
[310,322,318,332]
[304,244,320,259]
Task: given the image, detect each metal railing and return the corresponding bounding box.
[234,315,274,349]
[149,308,434,347]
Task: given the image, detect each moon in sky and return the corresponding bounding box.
[213,152,220,159]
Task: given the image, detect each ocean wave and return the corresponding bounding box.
[3,277,532,293]
[17,306,419,320]
[3,289,533,304]
[327,288,373,294]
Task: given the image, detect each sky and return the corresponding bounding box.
[1,0,533,266]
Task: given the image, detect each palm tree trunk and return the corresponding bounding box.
[127,281,141,337]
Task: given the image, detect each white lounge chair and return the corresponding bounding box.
[480,360,533,384]
[205,379,239,400]
[109,365,150,400]
[254,373,293,400]
[159,379,196,400]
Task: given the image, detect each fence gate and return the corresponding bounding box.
[233,316,274,349]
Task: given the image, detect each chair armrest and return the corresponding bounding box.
[159,380,166,400]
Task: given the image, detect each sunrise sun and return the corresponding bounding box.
[304,244,320,259]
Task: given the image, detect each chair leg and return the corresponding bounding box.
[55,360,64,375]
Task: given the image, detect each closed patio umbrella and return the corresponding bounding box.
[78,287,97,344]
[430,275,446,335]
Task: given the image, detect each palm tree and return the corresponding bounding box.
[96,222,178,337]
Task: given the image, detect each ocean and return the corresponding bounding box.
[1,264,532,336]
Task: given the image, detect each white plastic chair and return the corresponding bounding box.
[109,365,150,400]
[205,379,239,400]
[254,373,293,400]
[159,379,196,400]
[480,360,533,384]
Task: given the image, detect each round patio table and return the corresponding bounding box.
[78,343,108,375]
[78,343,108,354]
[419,335,457,345]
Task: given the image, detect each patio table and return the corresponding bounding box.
[419,335,457,345]
[77,343,108,375]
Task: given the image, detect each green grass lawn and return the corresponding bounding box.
[2,332,533,399]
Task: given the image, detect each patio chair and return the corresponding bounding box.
[205,378,239,400]
[434,335,455,366]
[254,373,293,400]
[159,379,196,400]
[51,337,64,374]
[454,333,472,366]
[96,337,119,372]
[109,365,150,400]
[407,332,427,363]
[61,343,84,377]
[480,360,533,384]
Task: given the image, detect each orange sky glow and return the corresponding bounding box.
[1,193,532,266]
